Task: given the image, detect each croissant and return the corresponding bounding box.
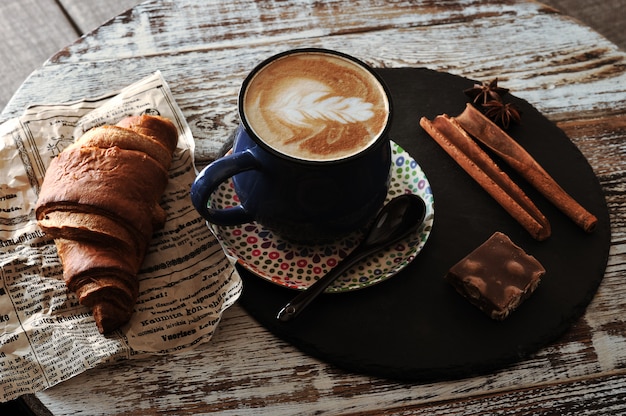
[36,115,178,333]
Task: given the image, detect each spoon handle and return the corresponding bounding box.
[276,194,426,323]
[276,247,373,322]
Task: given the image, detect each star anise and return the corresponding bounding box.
[483,100,521,129]
[464,78,510,105]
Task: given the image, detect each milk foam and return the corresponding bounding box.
[271,79,375,127]
[243,52,389,161]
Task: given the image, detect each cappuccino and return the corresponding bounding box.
[242,50,390,161]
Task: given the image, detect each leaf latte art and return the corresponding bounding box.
[243,51,389,161]
[274,79,375,130]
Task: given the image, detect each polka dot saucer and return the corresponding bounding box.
[208,141,435,293]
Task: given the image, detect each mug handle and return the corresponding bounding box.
[190,149,259,225]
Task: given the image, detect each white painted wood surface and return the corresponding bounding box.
[1,0,625,414]
[2,0,623,113]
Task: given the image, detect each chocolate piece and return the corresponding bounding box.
[445,232,546,320]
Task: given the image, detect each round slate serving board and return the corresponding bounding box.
[237,68,611,381]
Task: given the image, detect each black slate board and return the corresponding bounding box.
[237,68,611,381]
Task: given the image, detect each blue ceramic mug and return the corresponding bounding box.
[191,48,392,243]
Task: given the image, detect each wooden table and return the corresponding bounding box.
[2,0,625,414]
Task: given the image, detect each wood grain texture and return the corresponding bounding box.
[0,0,140,112]
[3,1,625,160]
[58,0,140,33]
[1,0,625,414]
[540,0,626,50]
[0,0,77,111]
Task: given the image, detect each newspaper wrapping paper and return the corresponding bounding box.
[0,72,242,402]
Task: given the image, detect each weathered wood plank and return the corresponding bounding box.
[0,0,141,112]
[0,0,77,111]
[541,0,626,51]
[355,372,626,415]
[58,0,140,34]
[3,0,622,113]
[4,7,624,161]
[47,0,569,63]
[26,303,626,416]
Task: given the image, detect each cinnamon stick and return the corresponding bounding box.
[420,115,551,241]
[455,103,597,233]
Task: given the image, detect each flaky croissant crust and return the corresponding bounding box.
[36,115,177,333]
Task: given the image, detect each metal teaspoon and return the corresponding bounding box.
[276,193,427,322]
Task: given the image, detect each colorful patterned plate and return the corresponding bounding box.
[208,141,435,293]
